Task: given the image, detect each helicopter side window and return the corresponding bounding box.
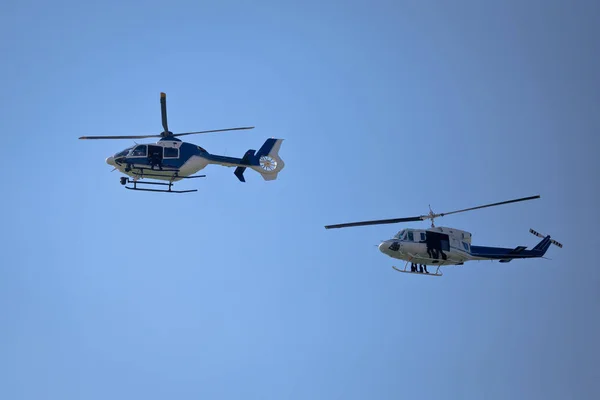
[164,147,179,158]
[131,145,147,157]
[420,232,426,241]
[407,231,414,241]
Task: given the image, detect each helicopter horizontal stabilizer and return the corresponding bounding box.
[498,245,529,262]
[509,245,527,254]
[233,149,257,182]
[234,166,246,182]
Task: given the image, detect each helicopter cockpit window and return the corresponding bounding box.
[131,145,147,157]
[394,229,405,240]
[115,147,133,157]
[407,231,414,241]
[164,147,179,158]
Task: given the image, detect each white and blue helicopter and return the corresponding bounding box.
[325,195,562,277]
[80,92,285,193]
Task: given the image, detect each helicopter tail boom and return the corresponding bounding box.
[204,138,285,182]
[470,229,561,262]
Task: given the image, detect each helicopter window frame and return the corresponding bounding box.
[163,147,180,159]
[130,145,148,158]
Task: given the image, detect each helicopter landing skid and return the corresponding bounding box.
[392,261,443,277]
[120,177,202,193]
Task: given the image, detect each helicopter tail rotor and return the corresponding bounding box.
[249,138,285,181]
[530,229,563,248]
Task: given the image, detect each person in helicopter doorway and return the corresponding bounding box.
[149,149,163,170]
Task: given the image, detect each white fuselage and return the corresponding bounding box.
[378,227,474,266]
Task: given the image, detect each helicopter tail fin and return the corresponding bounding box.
[249,138,285,181]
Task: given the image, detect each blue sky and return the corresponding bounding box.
[1,0,599,399]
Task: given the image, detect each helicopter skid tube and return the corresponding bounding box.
[122,178,198,193]
[125,186,198,193]
[392,265,443,277]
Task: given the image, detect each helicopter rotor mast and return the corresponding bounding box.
[324,195,541,230]
[79,92,254,140]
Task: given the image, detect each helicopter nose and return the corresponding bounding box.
[106,156,115,166]
[379,240,400,255]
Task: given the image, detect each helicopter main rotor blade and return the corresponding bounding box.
[433,195,540,218]
[79,92,254,140]
[171,126,255,137]
[324,216,424,229]
[79,134,163,140]
[79,126,255,140]
[160,92,169,134]
[324,195,540,230]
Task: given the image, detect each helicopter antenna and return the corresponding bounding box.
[324,195,541,230]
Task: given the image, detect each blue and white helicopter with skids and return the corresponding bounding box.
[325,195,562,277]
[80,92,285,193]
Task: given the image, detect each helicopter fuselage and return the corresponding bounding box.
[105,136,285,183]
[378,226,472,266]
[378,226,555,267]
[107,138,210,182]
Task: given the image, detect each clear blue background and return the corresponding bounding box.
[1,1,599,399]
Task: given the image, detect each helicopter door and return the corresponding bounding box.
[147,145,163,168]
[425,231,449,261]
